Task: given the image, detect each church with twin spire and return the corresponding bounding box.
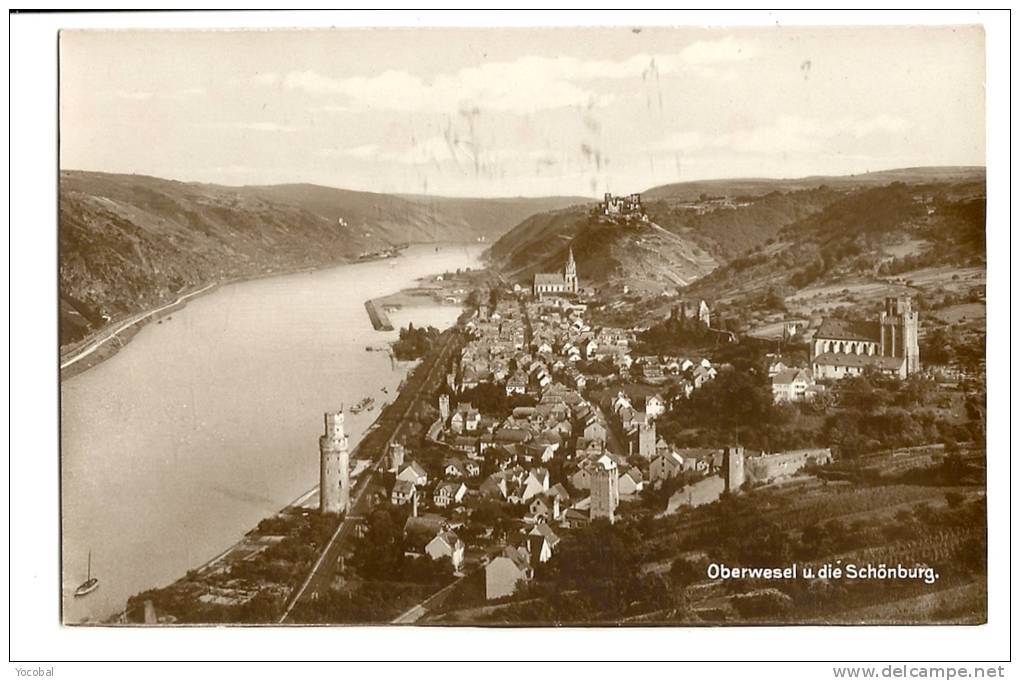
[532,247,579,298]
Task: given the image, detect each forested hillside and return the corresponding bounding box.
[59,171,578,346]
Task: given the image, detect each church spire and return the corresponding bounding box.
[564,246,578,293]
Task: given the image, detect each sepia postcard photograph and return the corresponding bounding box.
[52,19,992,632]
[9,13,1011,676]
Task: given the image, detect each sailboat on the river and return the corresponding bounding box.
[74,550,99,597]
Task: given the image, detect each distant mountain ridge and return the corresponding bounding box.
[58,170,582,347]
[641,166,986,202]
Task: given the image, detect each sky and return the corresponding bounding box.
[59,26,985,198]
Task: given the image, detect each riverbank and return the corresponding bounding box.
[61,243,486,624]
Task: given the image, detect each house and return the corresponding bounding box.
[506,480,529,505]
[583,419,608,442]
[444,461,469,479]
[403,513,447,553]
[521,467,550,501]
[425,531,465,571]
[451,402,481,433]
[493,428,532,447]
[649,452,684,483]
[560,508,590,529]
[396,461,428,487]
[525,493,561,524]
[526,523,561,564]
[485,445,517,471]
[548,483,572,508]
[433,481,468,508]
[692,365,716,389]
[506,371,528,395]
[645,394,666,418]
[641,363,666,384]
[485,546,533,600]
[479,472,510,500]
[618,467,645,495]
[570,462,593,490]
[462,404,481,432]
[771,368,817,403]
[391,479,417,506]
[449,435,480,455]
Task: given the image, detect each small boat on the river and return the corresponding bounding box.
[351,397,375,414]
[74,550,99,598]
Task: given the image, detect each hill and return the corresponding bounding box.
[398,194,587,242]
[486,206,721,292]
[684,180,986,304]
[485,167,986,296]
[237,184,584,245]
[59,171,576,347]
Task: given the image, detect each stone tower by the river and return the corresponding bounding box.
[319,410,350,515]
[438,393,450,423]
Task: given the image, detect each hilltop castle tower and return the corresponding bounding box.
[564,247,578,294]
[879,296,920,375]
[319,410,351,515]
[723,445,745,495]
[589,457,620,524]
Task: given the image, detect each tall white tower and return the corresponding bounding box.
[320,410,350,515]
[564,247,578,293]
[590,455,620,524]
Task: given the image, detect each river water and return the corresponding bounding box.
[60,244,483,623]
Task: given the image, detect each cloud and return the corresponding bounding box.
[679,35,754,66]
[320,135,558,174]
[257,38,755,114]
[664,114,910,156]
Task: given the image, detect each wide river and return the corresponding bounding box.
[61,244,484,623]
